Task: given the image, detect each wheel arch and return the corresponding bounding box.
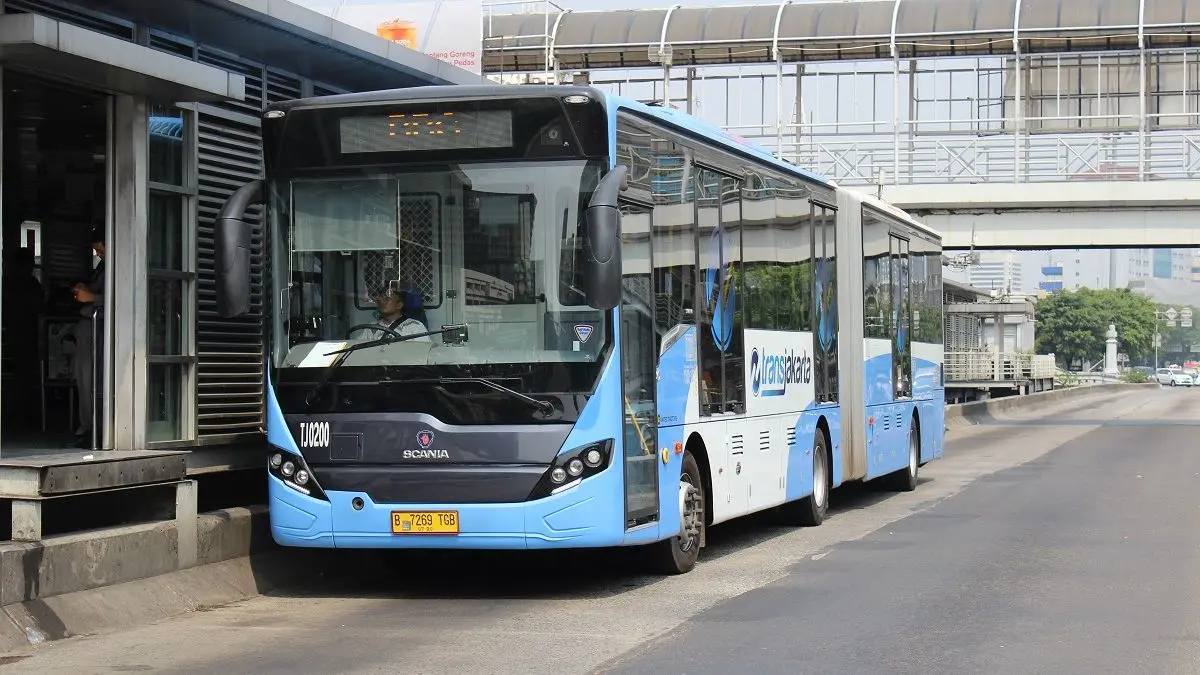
[815,415,832,489]
[685,432,713,535]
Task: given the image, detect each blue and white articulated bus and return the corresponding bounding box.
[213,85,944,574]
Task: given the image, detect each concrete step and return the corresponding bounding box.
[0,450,190,542]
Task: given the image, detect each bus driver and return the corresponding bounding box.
[369,285,429,342]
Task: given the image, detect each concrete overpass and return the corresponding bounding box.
[882,182,1200,249]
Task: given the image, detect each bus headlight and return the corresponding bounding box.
[528,439,614,500]
[267,446,327,501]
[567,458,584,477]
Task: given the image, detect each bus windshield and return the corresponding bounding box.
[269,159,611,418]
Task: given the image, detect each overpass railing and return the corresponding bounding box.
[731,117,1200,186]
[946,351,1058,384]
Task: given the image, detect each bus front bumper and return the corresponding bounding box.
[267,471,633,550]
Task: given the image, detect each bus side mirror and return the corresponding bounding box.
[582,165,629,311]
[215,180,263,319]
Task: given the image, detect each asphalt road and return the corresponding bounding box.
[3,386,1198,675]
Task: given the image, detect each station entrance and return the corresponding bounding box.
[0,70,109,454]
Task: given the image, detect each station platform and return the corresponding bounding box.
[0,449,192,541]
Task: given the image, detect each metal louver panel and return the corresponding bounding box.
[149,30,195,60]
[196,111,265,440]
[313,83,349,97]
[198,47,264,116]
[4,0,134,39]
[266,69,302,105]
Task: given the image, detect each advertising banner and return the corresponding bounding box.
[296,0,483,74]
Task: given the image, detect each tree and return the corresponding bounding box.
[1034,288,1157,369]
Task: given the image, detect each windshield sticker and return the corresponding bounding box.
[573,324,594,344]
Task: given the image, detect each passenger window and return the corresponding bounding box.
[696,167,744,416]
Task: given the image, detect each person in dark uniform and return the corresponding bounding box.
[71,227,105,448]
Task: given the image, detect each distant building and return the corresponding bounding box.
[965,253,1024,294]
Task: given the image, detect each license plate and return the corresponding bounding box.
[391,511,459,535]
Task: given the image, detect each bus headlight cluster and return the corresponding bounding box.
[532,439,614,499]
[267,447,327,501]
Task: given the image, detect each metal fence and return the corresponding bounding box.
[945,351,1057,383]
[732,122,1200,186]
[505,43,1200,187]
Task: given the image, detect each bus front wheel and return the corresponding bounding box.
[646,451,706,575]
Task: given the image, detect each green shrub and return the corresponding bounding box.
[1120,369,1149,383]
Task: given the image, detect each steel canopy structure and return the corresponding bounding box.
[482,0,1200,250]
[483,0,1200,73]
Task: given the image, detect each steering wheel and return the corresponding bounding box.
[345,323,403,341]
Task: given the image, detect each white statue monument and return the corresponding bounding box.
[1104,323,1119,376]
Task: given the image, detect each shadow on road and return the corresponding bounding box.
[262,478,931,603]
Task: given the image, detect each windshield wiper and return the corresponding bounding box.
[321,323,469,358]
[303,324,469,409]
[436,376,554,415]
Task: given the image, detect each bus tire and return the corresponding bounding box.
[646,451,705,575]
[885,423,920,492]
[780,429,829,527]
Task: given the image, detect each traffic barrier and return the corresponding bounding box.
[944,382,1158,423]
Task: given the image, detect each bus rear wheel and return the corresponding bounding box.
[884,423,920,492]
[779,430,829,527]
[645,451,706,575]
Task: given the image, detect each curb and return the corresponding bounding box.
[0,548,340,655]
[0,504,297,655]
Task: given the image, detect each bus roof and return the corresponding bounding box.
[846,185,943,241]
[602,91,835,189]
[261,83,588,113]
[264,83,828,184]
[264,86,826,183]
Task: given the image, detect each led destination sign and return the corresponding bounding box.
[339,110,514,154]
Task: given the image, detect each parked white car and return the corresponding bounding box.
[1156,368,1194,387]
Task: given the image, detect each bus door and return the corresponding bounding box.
[889,234,912,400]
[813,201,838,405]
[618,201,659,528]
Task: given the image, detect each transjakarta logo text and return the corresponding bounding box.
[750,347,812,397]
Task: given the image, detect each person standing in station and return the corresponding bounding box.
[71,227,105,449]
